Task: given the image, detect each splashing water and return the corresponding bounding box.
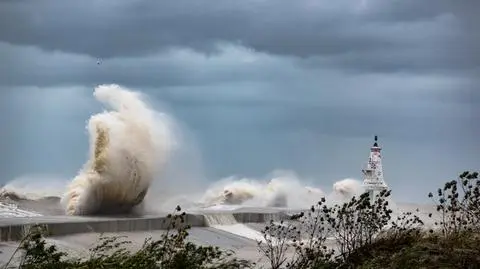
[60,84,174,215]
[198,170,362,209]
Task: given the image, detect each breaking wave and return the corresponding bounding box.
[60,84,175,215]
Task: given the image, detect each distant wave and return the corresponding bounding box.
[0,190,60,202]
[0,189,62,216]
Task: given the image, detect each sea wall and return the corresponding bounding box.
[0,211,291,241]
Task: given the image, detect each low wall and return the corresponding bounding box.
[0,214,206,241]
[233,212,289,223]
[0,211,291,242]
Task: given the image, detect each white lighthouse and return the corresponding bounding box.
[362,135,388,200]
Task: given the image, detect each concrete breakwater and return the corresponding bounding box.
[0,211,292,241]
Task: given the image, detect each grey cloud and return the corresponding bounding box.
[0,42,294,88]
[2,41,474,111]
[1,0,477,73]
[359,0,450,22]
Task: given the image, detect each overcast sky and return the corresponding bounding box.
[0,0,478,202]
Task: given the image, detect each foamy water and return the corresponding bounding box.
[204,214,266,242]
[0,203,42,217]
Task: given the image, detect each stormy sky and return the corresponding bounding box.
[0,0,478,202]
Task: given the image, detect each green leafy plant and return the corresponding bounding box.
[257,219,299,269]
[286,199,335,269]
[258,191,394,268]
[429,171,480,236]
[15,225,74,269]
[326,190,392,263]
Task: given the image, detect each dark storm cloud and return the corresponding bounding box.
[1,0,478,73]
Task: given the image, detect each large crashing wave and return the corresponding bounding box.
[61,84,173,216]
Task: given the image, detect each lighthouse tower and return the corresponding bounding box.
[362,135,388,200]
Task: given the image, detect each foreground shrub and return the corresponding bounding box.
[259,171,480,269]
[429,171,480,236]
[258,190,393,268]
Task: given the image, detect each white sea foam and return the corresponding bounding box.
[204,214,266,242]
[0,203,42,217]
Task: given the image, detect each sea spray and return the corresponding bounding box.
[142,111,208,213]
[327,178,364,203]
[332,178,362,195]
[61,84,174,215]
[199,170,364,209]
